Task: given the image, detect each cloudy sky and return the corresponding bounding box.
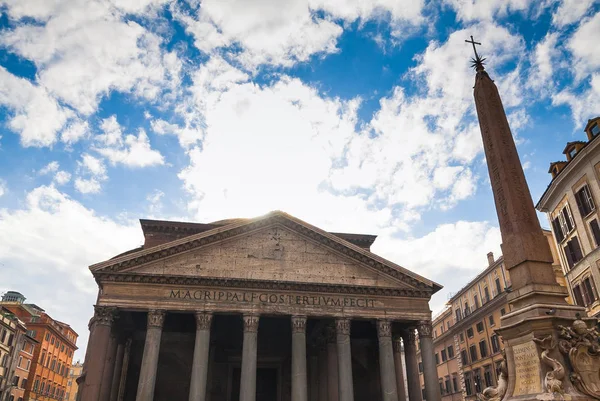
[0,0,599,359]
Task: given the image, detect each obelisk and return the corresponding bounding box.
[469,37,593,401]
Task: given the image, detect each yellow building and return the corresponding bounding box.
[65,361,83,401]
[537,116,600,317]
[417,231,568,400]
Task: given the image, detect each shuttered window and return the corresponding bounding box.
[575,184,595,217]
[564,236,583,268]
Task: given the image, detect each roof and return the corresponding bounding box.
[562,141,587,153]
[92,210,442,295]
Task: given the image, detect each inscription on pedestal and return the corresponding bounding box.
[512,341,542,396]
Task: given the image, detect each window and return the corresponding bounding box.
[484,365,494,387]
[45,333,50,341]
[560,204,575,235]
[445,377,451,394]
[564,236,583,268]
[34,379,39,392]
[461,349,469,365]
[573,284,585,306]
[439,380,445,395]
[464,302,470,316]
[441,349,447,362]
[26,360,30,370]
[418,362,423,373]
[467,328,474,338]
[495,278,502,295]
[575,184,595,217]
[452,376,458,393]
[470,345,478,362]
[591,123,600,137]
[18,356,23,367]
[489,315,495,326]
[12,376,19,386]
[61,344,65,352]
[455,309,462,321]
[484,287,490,303]
[591,219,600,248]
[474,295,479,309]
[1,354,7,367]
[435,353,440,364]
[464,372,473,396]
[500,308,506,316]
[1,329,6,343]
[479,340,488,358]
[476,322,484,332]
[40,351,46,365]
[51,337,55,345]
[582,277,598,306]
[447,345,454,358]
[459,333,465,343]
[474,369,483,393]
[491,334,501,354]
[7,334,13,346]
[21,378,27,389]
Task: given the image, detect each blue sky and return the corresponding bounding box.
[0,0,599,359]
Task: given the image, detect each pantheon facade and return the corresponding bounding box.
[78,211,442,401]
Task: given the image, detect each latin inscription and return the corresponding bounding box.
[168,289,375,308]
[512,341,541,396]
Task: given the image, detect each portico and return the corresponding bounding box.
[78,211,442,401]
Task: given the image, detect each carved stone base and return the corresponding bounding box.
[490,309,600,401]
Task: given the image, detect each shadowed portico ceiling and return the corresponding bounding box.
[90,211,442,298]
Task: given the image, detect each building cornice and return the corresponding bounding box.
[96,272,433,298]
[537,133,600,211]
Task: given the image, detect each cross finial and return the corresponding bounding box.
[465,35,485,71]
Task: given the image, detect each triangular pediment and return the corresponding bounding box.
[91,212,441,296]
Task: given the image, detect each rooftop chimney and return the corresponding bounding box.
[487,252,494,266]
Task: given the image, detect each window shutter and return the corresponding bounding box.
[584,278,597,303]
[573,285,585,306]
[571,236,583,262]
[564,244,574,268]
[553,217,564,242]
[590,220,600,247]
[576,189,586,216]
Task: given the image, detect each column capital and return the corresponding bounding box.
[400,327,417,345]
[376,320,392,338]
[243,314,260,333]
[335,318,351,336]
[291,315,307,333]
[392,336,403,354]
[92,306,118,327]
[147,310,166,328]
[417,321,433,338]
[195,311,213,330]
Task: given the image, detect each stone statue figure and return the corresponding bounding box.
[533,335,565,394]
[477,350,508,401]
[558,315,600,399]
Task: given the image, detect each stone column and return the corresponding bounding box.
[135,310,166,401]
[401,328,421,401]
[318,345,328,401]
[99,324,120,401]
[240,314,259,401]
[308,348,318,401]
[117,339,132,401]
[80,306,117,401]
[418,321,441,401]
[335,318,354,401]
[376,320,398,401]
[392,336,407,401]
[189,312,213,401]
[109,338,126,401]
[325,325,338,401]
[291,316,308,401]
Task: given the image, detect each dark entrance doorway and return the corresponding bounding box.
[229,367,278,401]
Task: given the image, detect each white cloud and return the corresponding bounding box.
[147,189,165,214]
[552,0,596,27]
[568,12,600,81]
[0,180,5,198]
[39,161,60,175]
[0,185,140,359]
[96,128,165,168]
[74,153,107,194]
[150,119,203,148]
[443,0,532,21]
[78,153,107,178]
[1,0,175,116]
[54,171,72,185]
[0,67,71,147]
[175,0,344,68]
[528,32,560,92]
[553,73,600,126]
[61,119,89,145]
[74,178,102,194]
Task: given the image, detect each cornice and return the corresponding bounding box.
[96,272,433,298]
[91,212,441,293]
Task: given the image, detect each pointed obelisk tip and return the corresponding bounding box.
[465,35,485,72]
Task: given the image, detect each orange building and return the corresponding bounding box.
[1,292,78,401]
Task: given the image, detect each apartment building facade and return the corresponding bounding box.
[537,116,600,317]
[1,292,78,401]
[65,362,82,401]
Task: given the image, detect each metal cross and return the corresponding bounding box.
[465,35,482,61]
